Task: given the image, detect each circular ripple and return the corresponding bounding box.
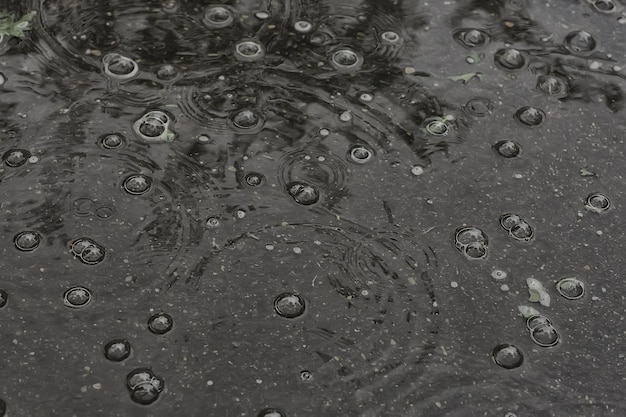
[69,238,106,265]
[381,31,402,46]
[234,40,265,62]
[492,344,524,369]
[592,0,617,12]
[493,140,521,158]
[494,48,526,70]
[3,149,31,167]
[203,5,235,29]
[452,28,490,48]
[564,30,597,54]
[584,192,611,213]
[556,277,585,300]
[99,133,127,150]
[514,106,545,126]
[148,313,174,335]
[63,286,93,308]
[526,314,552,331]
[294,20,314,34]
[330,49,363,73]
[348,145,373,164]
[133,110,176,143]
[123,174,152,195]
[530,324,560,347]
[104,339,131,361]
[274,293,307,319]
[102,53,139,80]
[230,109,264,131]
[243,172,265,187]
[14,231,42,251]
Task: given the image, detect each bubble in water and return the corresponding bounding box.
[244,172,265,187]
[123,174,152,195]
[526,314,552,331]
[510,221,534,242]
[514,106,545,126]
[69,238,106,265]
[99,133,126,150]
[584,192,611,213]
[203,6,235,28]
[234,41,265,61]
[3,149,31,167]
[454,227,488,260]
[564,30,597,54]
[14,231,42,251]
[206,217,221,227]
[537,75,568,96]
[424,118,450,136]
[104,339,131,361]
[294,20,313,33]
[381,31,401,45]
[63,286,93,308]
[330,49,363,73]
[593,0,616,12]
[494,48,526,70]
[286,181,320,205]
[493,140,521,158]
[452,28,490,48]
[492,344,524,369]
[126,368,164,405]
[274,292,306,318]
[464,242,488,259]
[133,110,175,142]
[231,109,263,130]
[530,323,560,347]
[257,408,287,417]
[148,313,174,335]
[156,64,178,81]
[102,53,139,80]
[556,277,585,300]
[0,290,8,308]
[463,97,492,117]
[348,145,373,164]
[411,165,425,176]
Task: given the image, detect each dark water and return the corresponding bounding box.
[0,0,625,415]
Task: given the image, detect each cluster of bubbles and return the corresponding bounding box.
[499,213,534,242]
[126,368,165,405]
[69,237,106,265]
[584,192,611,213]
[63,286,93,308]
[453,226,489,260]
[526,314,560,347]
[273,293,306,319]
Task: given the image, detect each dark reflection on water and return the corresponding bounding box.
[0,0,625,415]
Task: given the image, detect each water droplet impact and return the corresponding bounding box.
[274,292,306,318]
[95,206,115,219]
[359,92,374,102]
[492,344,524,369]
[491,269,507,280]
[294,20,313,33]
[286,181,320,206]
[203,6,235,29]
[537,75,567,96]
[463,97,492,117]
[424,118,450,136]
[584,192,611,213]
[126,368,164,405]
[454,227,488,260]
[133,110,175,142]
[0,290,8,308]
[99,133,126,150]
[244,172,265,187]
[510,221,534,242]
[102,53,138,80]
[556,277,585,300]
[564,30,597,54]
[234,41,265,61]
[330,49,363,73]
[452,28,490,48]
[69,238,106,265]
[257,408,286,417]
[348,145,373,164]
[593,0,616,12]
[3,149,31,167]
[148,313,174,335]
[530,324,560,347]
[411,165,425,176]
[206,217,220,227]
[104,339,131,361]
[494,48,526,70]
[493,140,521,158]
[231,109,262,130]
[123,174,152,195]
[300,370,313,381]
[63,286,93,308]
[381,31,401,45]
[14,231,42,251]
[514,106,545,126]
[156,64,178,81]
[526,314,552,331]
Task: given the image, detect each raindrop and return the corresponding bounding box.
[584,192,610,213]
[537,75,567,96]
[102,53,139,80]
[133,110,175,142]
[330,49,363,73]
[14,231,42,251]
[0,290,8,308]
[234,41,265,61]
[126,368,164,405]
[514,106,545,126]
[493,140,521,158]
[3,149,31,167]
[257,409,286,417]
[530,324,560,347]
[231,109,262,130]
[203,6,235,29]
[526,314,552,331]
[156,64,178,81]
[564,30,597,54]
[69,238,106,265]
[348,145,373,164]
[464,242,488,260]
[424,118,450,136]
[452,28,490,48]
[556,277,585,300]
[104,339,131,361]
[99,133,126,150]
[381,31,401,45]
[492,344,524,369]
[411,165,425,176]
[244,172,265,187]
[274,293,306,318]
[123,174,152,195]
[510,221,534,242]
[593,0,616,12]
[286,181,320,206]
[63,286,93,308]
[494,48,526,70]
[148,313,174,335]
[294,21,313,33]
[463,97,492,117]
[206,217,220,227]
[454,227,489,260]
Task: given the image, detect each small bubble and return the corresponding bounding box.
[257,409,286,417]
[234,41,265,61]
[381,31,401,45]
[102,53,138,80]
[274,292,306,318]
[126,368,164,405]
[584,192,610,213]
[526,314,552,331]
[359,92,374,102]
[530,323,560,347]
[294,20,313,33]
[203,6,235,28]
[14,231,42,251]
[104,339,131,361]
[0,289,8,308]
[319,128,330,136]
[564,30,597,54]
[244,172,265,187]
[148,313,174,335]
[537,75,567,96]
[492,344,524,369]
[411,165,425,176]
[452,28,490,48]
[514,106,545,126]
[63,286,93,308]
[123,174,152,195]
[494,48,526,70]
[231,109,262,130]
[206,217,220,227]
[493,140,521,158]
[463,97,492,117]
[556,277,585,300]
[133,110,175,142]
[330,49,363,73]
[287,181,320,205]
[3,149,31,167]
[99,133,126,149]
[348,145,373,164]
[156,64,178,80]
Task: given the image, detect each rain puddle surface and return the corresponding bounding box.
[1,0,625,416]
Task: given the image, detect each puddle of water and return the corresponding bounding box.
[0,0,625,415]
